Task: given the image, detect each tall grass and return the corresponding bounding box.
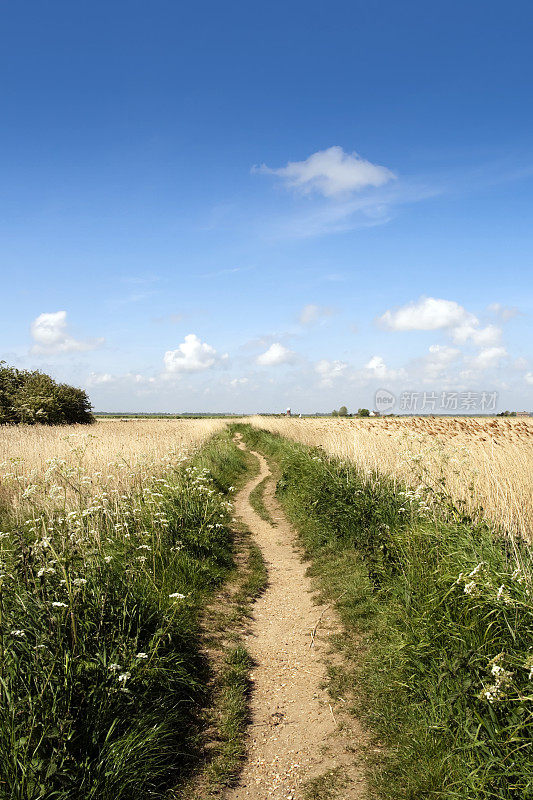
[0,418,228,521]
[0,429,247,799]
[246,416,533,540]
[237,424,533,799]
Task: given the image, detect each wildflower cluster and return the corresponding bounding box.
[480,654,515,704]
[0,430,242,797]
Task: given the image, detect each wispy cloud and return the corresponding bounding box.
[298,304,335,326]
[199,266,255,279]
[254,146,396,198]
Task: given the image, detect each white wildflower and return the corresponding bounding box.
[169,592,186,599]
[136,652,148,659]
[51,601,68,608]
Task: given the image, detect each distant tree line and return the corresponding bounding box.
[331,406,370,417]
[0,362,94,425]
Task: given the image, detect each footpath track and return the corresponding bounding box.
[225,436,367,800]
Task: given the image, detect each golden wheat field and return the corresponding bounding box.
[248,415,533,540]
[0,418,228,522]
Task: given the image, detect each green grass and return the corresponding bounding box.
[0,430,250,800]
[248,474,277,526]
[234,423,533,800]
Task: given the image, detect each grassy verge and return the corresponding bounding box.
[0,430,251,800]
[249,474,277,527]
[234,423,533,800]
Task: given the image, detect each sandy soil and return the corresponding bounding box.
[226,438,368,800]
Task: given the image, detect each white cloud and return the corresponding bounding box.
[470,346,508,370]
[255,146,395,198]
[525,372,533,385]
[364,355,406,381]
[421,345,461,380]
[451,322,502,346]
[230,377,249,387]
[87,372,114,385]
[379,297,474,331]
[299,304,334,326]
[87,372,156,387]
[163,334,226,373]
[256,343,294,366]
[315,359,348,386]
[31,311,104,354]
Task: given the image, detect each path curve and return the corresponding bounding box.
[226,437,367,800]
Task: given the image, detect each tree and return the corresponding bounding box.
[331,409,339,416]
[357,408,370,417]
[0,362,94,425]
[338,405,348,416]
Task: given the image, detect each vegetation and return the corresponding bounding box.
[0,362,93,425]
[0,429,249,799]
[249,474,277,526]
[235,423,533,799]
[0,418,228,521]
[247,414,533,541]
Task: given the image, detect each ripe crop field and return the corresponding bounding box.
[1,416,532,799]
[0,418,250,799]
[0,418,228,523]
[247,415,533,540]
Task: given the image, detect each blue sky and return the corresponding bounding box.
[2,0,532,413]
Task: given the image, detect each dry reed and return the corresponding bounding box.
[247,415,533,540]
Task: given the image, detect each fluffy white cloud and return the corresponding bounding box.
[87,372,114,385]
[470,346,508,370]
[315,359,348,386]
[164,334,226,373]
[256,343,294,366]
[31,311,103,354]
[299,304,334,325]
[379,296,506,357]
[364,355,406,381]
[379,297,473,331]
[256,146,395,198]
[451,322,502,346]
[525,372,533,385]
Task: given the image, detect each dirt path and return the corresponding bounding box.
[226,438,367,800]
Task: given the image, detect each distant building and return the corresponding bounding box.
[517,411,531,417]
[286,407,291,417]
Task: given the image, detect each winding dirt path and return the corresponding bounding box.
[227,437,368,800]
